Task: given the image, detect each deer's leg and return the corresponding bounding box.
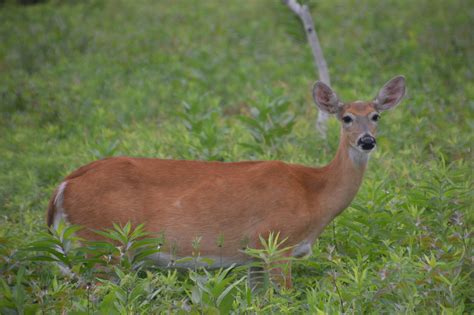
[269,258,292,289]
[248,265,265,291]
[248,258,293,291]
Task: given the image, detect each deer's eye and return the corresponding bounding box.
[371,114,380,122]
[342,116,353,124]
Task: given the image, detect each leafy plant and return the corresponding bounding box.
[88,222,164,273]
[25,221,85,280]
[239,96,296,154]
[244,232,295,291]
[187,265,246,313]
[176,100,228,161]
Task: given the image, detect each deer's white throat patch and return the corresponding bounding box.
[349,146,370,166]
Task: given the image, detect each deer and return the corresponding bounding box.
[47,75,406,288]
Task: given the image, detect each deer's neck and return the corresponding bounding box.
[307,132,369,232]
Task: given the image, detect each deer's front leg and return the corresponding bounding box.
[269,256,293,289]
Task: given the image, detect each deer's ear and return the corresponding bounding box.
[312,81,342,114]
[374,75,406,111]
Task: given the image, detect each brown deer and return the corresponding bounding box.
[47,76,406,288]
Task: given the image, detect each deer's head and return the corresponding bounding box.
[313,76,406,154]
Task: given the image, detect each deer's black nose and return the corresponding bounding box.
[357,134,376,151]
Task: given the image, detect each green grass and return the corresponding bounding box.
[0,0,473,313]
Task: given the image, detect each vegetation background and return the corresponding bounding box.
[0,0,472,313]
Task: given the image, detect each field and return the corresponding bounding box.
[0,0,473,313]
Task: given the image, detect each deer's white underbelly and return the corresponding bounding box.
[149,252,251,269]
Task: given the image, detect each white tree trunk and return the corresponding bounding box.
[284,0,330,139]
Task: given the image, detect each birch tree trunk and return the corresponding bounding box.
[284,0,330,139]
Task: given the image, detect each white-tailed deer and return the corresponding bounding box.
[47,76,406,288]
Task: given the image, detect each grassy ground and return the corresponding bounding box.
[0,0,473,313]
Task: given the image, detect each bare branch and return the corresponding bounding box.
[284,0,330,138]
[285,0,302,14]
